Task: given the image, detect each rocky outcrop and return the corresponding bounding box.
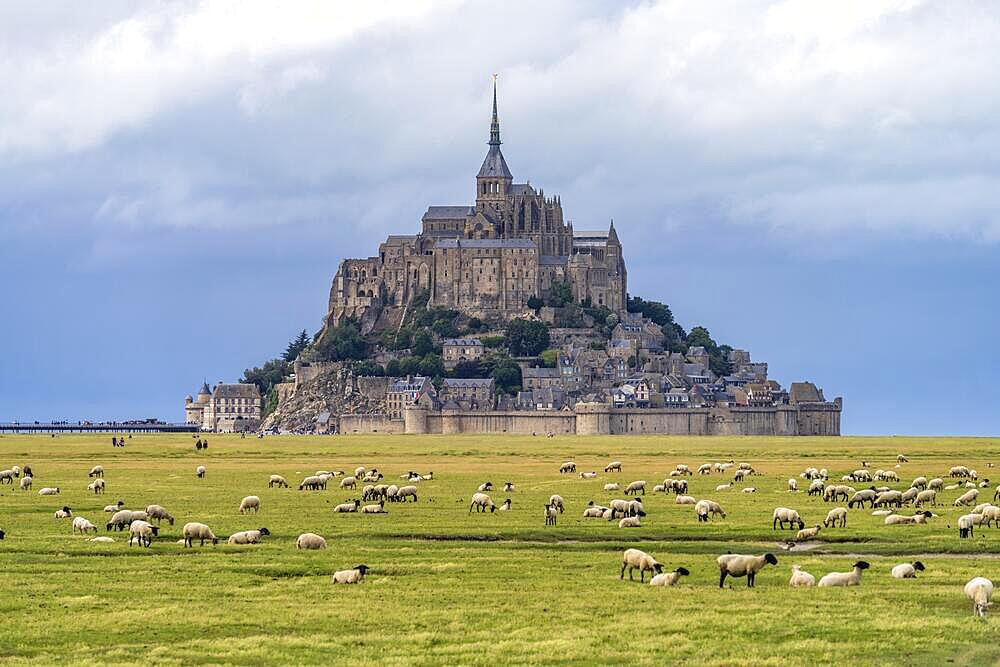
[260,364,388,433]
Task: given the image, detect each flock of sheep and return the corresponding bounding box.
[0,450,996,614]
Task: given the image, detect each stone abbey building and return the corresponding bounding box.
[327,82,627,325]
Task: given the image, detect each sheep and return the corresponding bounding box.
[583,502,609,518]
[944,483,961,491]
[652,484,666,494]
[900,487,919,504]
[544,504,558,525]
[559,461,576,474]
[717,553,778,588]
[789,564,816,587]
[872,509,893,517]
[650,567,690,586]
[981,505,1000,527]
[874,490,903,509]
[848,489,877,509]
[268,475,289,488]
[228,528,270,544]
[10,465,19,477]
[914,489,937,507]
[54,506,73,519]
[897,454,909,463]
[339,476,357,490]
[104,500,125,512]
[715,483,732,492]
[605,461,622,473]
[884,511,933,525]
[299,475,322,491]
[361,485,377,501]
[239,496,261,514]
[742,487,757,494]
[362,470,383,482]
[128,520,158,547]
[851,469,872,482]
[827,485,854,502]
[695,499,726,522]
[295,532,327,550]
[624,480,646,496]
[958,513,984,538]
[334,499,360,513]
[354,466,366,479]
[182,522,218,547]
[733,469,749,482]
[88,465,104,478]
[927,478,944,490]
[72,517,97,534]
[332,564,370,584]
[788,479,798,492]
[964,577,994,618]
[385,485,399,501]
[823,507,848,528]
[580,471,598,479]
[477,481,494,492]
[87,479,106,494]
[698,463,713,475]
[0,469,16,484]
[995,485,1000,502]
[89,536,114,543]
[469,493,496,513]
[808,480,825,496]
[604,482,620,492]
[361,501,387,513]
[621,548,663,582]
[910,476,928,489]
[818,560,870,587]
[954,489,978,506]
[618,516,642,528]
[38,487,60,495]
[548,494,565,513]
[668,479,688,494]
[772,507,805,531]
[950,466,971,478]
[891,561,926,579]
[795,525,822,541]
[195,465,206,479]
[498,498,512,512]
[19,476,32,491]
[397,485,418,502]
[145,505,175,525]
[609,498,643,518]
[675,495,697,505]
[675,464,692,476]
[503,482,515,492]
[317,474,333,487]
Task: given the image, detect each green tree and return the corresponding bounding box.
[451,360,484,378]
[385,359,401,377]
[241,359,289,397]
[526,296,544,311]
[505,320,551,357]
[399,356,421,376]
[480,335,505,349]
[547,279,574,307]
[354,360,385,376]
[482,353,522,394]
[412,330,436,356]
[431,318,457,338]
[282,329,310,362]
[539,348,558,368]
[314,323,367,362]
[419,354,444,378]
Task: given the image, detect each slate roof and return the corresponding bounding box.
[539,255,567,266]
[478,144,512,179]
[443,338,484,347]
[510,183,535,195]
[434,239,536,249]
[213,384,260,399]
[523,367,560,378]
[423,206,475,220]
[442,378,495,388]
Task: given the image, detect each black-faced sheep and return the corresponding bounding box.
[717,553,778,588]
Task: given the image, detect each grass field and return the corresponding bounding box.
[1,433,999,666]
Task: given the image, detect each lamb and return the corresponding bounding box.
[891,561,926,578]
[695,499,726,522]
[332,564,370,584]
[498,498,512,512]
[559,461,576,473]
[716,483,732,492]
[88,465,104,478]
[583,502,609,518]
[145,505,175,525]
[128,520,159,547]
[19,476,32,491]
[268,475,289,488]
[818,560,870,587]
[503,482,515,492]
[789,564,816,587]
[228,528,270,544]
[964,577,994,618]
[104,500,125,512]
[772,507,805,530]
[469,493,496,513]
[89,536,114,543]
[334,499,360,513]
[548,494,565,513]
[543,504,559,525]
[618,516,642,528]
[958,513,984,538]
[652,484,667,494]
[72,517,97,534]
[823,507,848,528]
[295,532,327,550]
[624,480,646,496]
[675,495,696,505]
[182,522,219,547]
[914,489,937,507]
[339,476,357,490]
[604,482,620,492]
[649,567,690,586]
[239,496,261,514]
[717,553,778,588]
[87,479,106,494]
[361,501,387,513]
[621,548,663,582]
[54,506,73,519]
[38,487,60,495]
[196,465,206,479]
[605,461,622,473]
[580,471,598,479]
[477,481,494,492]
[884,511,933,525]
[795,525,822,541]
[788,479,798,492]
[742,487,756,493]
[954,489,978,506]
[397,485,418,502]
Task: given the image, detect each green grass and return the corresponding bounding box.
[1,433,999,665]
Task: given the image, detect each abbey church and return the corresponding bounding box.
[327,82,627,325]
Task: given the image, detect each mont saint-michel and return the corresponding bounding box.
[200,82,840,437]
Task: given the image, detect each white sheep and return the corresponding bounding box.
[477,481,494,492]
[503,482,515,492]
[361,501,387,513]
[196,465,206,479]
[580,471,598,479]
[618,516,642,528]
[624,480,646,496]
[54,506,73,519]
[0,469,16,484]
[228,528,271,544]
[715,483,732,492]
[88,465,104,478]
[698,463,712,475]
[469,492,496,513]
[87,479,106,494]
[817,560,870,587]
[182,522,218,547]
[675,495,696,505]
[910,476,928,489]
[958,513,984,538]
[334,500,360,513]
[128,520,158,547]
[772,507,805,530]
[89,536,115,543]
[339,476,357,490]
[650,567,690,586]
[559,461,576,473]
[72,517,97,534]
[295,532,327,550]
[397,485,418,502]
[891,561,926,578]
[19,475,32,491]
[268,475,289,488]
[789,564,816,587]
[603,482,620,492]
[354,466,366,479]
[807,479,825,496]
[914,489,937,507]
[548,494,565,513]
[238,496,261,514]
[695,499,725,522]
[717,553,778,588]
[954,489,978,506]
[621,548,663,582]
[884,511,932,525]
[928,478,944,490]
[544,504,559,526]
[583,502,609,518]
[332,564,370,584]
[795,525,821,541]
[299,475,323,491]
[964,577,994,618]
[788,478,798,492]
[104,500,125,513]
[38,487,60,495]
[823,507,848,528]
[498,498,512,512]
[605,461,622,473]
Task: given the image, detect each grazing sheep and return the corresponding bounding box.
[605,461,622,473]
[795,525,822,541]
[38,487,60,495]
[385,485,399,501]
[104,500,125,512]
[295,532,327,550]
[228,528,270,544]
[950,466,971,478]
[354,466,366,479]
[900,487,919,504]
[624,480,646,496]
[668,479,689,494]
[145,505,175,525]
[396,485,418,502]
[874,490,903,509]
[362,470,383,482]
[675,495,697,505]
[543,504,559,525]
[548,494,565,513]
[239,496,261,514]
[0,469,16,484]
[788,479,798,492]
[891,561,926,579]
[910,476,928,489]
[334,499,361,513]
[559,461,576,474]
[182,522,218,547]
[818,561,870,587]
[927,478,944,490]
[498,498,512,512]
[848,489,877,509]
[742,487,757,494]
[675,464,692,476]
[897,454,909,463]
[695,499,726,522]
[604,482,621,492]
[808,480,825,496]
[196,466,206,479]
[361,501,387,514]
[88,465,104,478]
[87,479,106,494]
[268,475,289,488]
[717,553,778,588]
[54,506,73,519]
[995,485,1000,502]
[361,485,377,502]
[652,484,667,494]
[964,577,994,618]
[954,489,979,506]
[789,564,816,587]
[339,476,357,490]
[715,483,732,492]
[72,517,97,534]
[477,481,494,492]
[128,520,158,547]
[958,513,984,538]
[621,548,663,582]
[850,469,872,482]
[107,510,134,531]
[19,476,32,491]
[503,482,515,492]
[823,507,848,528]
[580,471,598,479]
[980,505,1000,527]
[299,476,322,491]
[914,489,937,507]
[650,568,690,586]
[772,507,805,531]
[618,516,642,528]
[469,493,496,513]
[332,564,370,584]
[733,469,749,482]
[699,463,713,475]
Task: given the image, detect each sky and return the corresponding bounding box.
[1,0,998,435]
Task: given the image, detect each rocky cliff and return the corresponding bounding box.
[260,364,388,433]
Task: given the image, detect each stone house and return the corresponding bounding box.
[522,366,561,391]
[185,382,262,432]
[442,338,485,370]
[439,378,496,410]
[386,376,434,418]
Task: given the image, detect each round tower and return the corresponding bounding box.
[574,402,611,436]
[404,404,428,435]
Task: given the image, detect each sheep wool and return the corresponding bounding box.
[964,577,994,618]
[228,528,270,545]
[618,516,641,528]
[717,553,779,588]
[891,562,925,579]
[621,548,662,582]
[650,568,690,586]
[332,565,370,584]
[239,496,261,514]
[295,532,327,550]
[182,522,218,547]
[789,565,816,587]
[818,561,870,587]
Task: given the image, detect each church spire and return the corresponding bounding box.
[489,74,501,146]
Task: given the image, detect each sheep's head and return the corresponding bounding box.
[0,529,5,539]
[913,561,925,571]
[637,510,647,517]
[653,563,664,573]
[676,567,690,576]
[62,506,71,513]
[854,561,871,570]
[764,553,778,566]
[355,564,370,574]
